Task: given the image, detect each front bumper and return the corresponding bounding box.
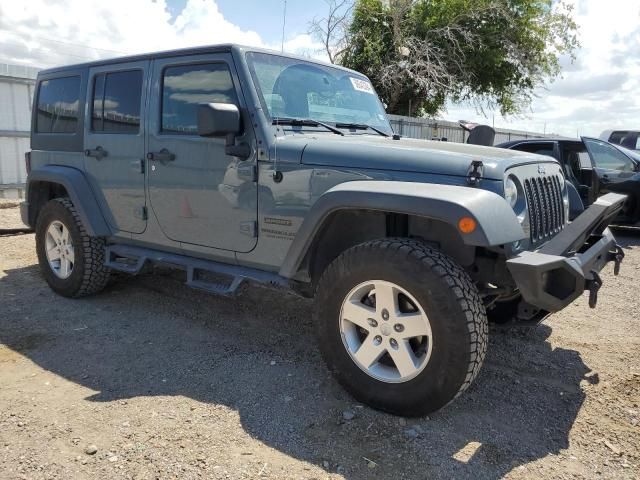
[506,193,626,312]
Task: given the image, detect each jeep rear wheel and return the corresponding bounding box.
[314,238,488,416]
[35,198,110,298]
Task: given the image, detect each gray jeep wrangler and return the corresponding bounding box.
[21,45,625,416]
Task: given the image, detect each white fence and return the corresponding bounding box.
[0,64,37,199]
[388,114,547,145]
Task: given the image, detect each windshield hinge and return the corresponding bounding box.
[467,160,484,186]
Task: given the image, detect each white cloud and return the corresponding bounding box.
[444,0,640,138]
[0,0,326,69]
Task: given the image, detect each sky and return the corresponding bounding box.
[0,0,638,138]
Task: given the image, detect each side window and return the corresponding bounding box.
[91,70,143,133]
[512,143,555,158]
[36,76,81,133]
[584,138,635,172]
[161,63,237,135]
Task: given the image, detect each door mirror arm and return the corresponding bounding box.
[225,133,251,160]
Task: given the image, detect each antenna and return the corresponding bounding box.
[281,0,287,52]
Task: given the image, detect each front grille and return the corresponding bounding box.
[523,175,565,242]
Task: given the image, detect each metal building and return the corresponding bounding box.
[0,63,38,199]
[387,114,547,144]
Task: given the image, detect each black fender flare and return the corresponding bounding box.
[25,165,112,237]
[279,180,526,278]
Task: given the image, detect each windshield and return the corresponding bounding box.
[246,52,392,134]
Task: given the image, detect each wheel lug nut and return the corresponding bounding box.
[381,309,389,321]
[390,338,398,349]
[394,324,404,333]
[373,335,382,345]
[367,318,378,328]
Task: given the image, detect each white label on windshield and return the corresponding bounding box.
[350,77,375,94]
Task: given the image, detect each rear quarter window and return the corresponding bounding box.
[36,76,81,134]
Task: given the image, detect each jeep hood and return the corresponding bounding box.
[288,134,556,180]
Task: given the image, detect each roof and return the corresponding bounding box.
[37,44,360,77]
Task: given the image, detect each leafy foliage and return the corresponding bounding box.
[340,0,579,116]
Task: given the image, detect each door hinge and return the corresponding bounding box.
[134,206,148,221]
[240,220,257,238]
[252,165,258,183]
[467,160,484,185]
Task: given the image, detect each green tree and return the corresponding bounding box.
[340,0,579,116]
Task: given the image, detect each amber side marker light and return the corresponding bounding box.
[458,216,477,234]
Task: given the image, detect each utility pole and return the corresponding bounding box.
[281,0,287,53]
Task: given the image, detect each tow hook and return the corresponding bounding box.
[466,160,484,185]
[609,244,625,275]
[586,270,602,309]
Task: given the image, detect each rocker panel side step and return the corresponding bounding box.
[105,244,289,296]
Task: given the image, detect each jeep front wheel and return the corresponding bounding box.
[35,198,110,298]
[314,238,488,416]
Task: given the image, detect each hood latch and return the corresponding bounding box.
[467,160,484,186]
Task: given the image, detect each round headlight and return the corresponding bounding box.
[504,177,518,209]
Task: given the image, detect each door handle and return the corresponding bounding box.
[85,146,108,160]
[146,148,176,163]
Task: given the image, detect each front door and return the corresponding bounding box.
[84,61,149,233]
[146,53,257,252]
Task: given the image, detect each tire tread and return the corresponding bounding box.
[51,198,110,297]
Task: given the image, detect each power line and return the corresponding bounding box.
[27,35,129,55]
[1,39,99,61]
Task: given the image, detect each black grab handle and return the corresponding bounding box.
[85,146,108,160]
[146,148,176,163]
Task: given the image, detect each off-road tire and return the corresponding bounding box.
[35,198,110,297]
[314,238,488,416]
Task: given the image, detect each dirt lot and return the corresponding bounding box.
[1,204,639,479]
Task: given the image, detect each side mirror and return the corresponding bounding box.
[197,103,241,137]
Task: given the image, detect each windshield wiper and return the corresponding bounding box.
[272,117,344,136]
[335,122,390,137]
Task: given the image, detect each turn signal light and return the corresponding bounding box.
[458,216,477,234]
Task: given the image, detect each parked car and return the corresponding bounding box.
[497,137,640,225]
[600,130,640,151]
[21,44,625,416]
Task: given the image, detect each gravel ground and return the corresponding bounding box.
[1,204,639,479]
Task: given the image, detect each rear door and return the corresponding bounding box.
[84,61,148,233]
